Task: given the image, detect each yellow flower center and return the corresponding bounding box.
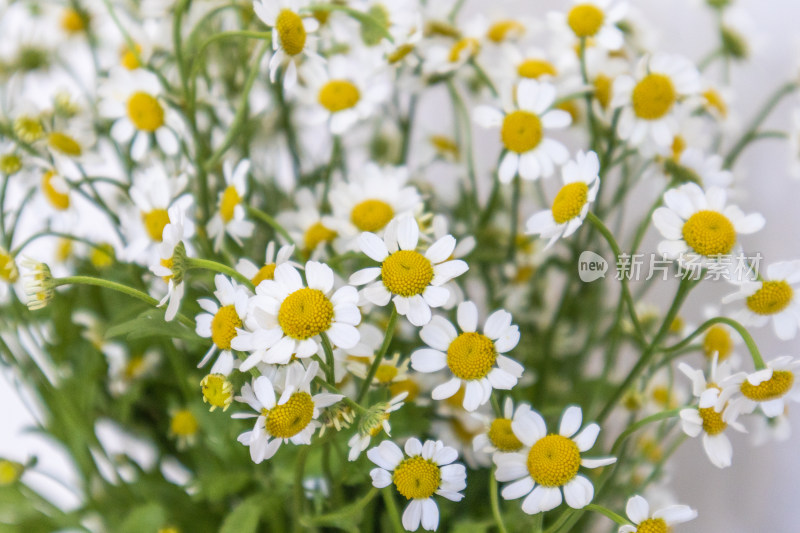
[486,20,525,43]
[265,391,315,438]
[1,153,22,175]
[681,210,736,256]
[703,89,728,118]
[703,325,733,361]
[632,74,676,120]
[551,182,589,225]
[593,74,612,109]
[651,386,676,408]
[56,238,73,263]
[127,92,165,132]
[392,456,441,499]
[698,406,727,436]
[351,199,395,232]
[0,460,22,485]
[304,222,337,251]
[219,185,241,223]
[449,38,480,63]
[201,373,233,412]
[278,288,334,340]
[0,249,18,283]
[390,379,420,402]
[252,263,277,286]
[746,281,794,316]
[211,304,242,350]
[276,9,307,56]
[388,43,416,64]
[61,8,87,34]
[430,135,460,158]
[48,132,82,157]
[741,370,794,402]
[91,243,115,269]
[526,434,582,487]
[501,110,543,153]
[13,116,43,142]
[446,332,497,380]
[318,80,361,113]
[567,4,605,38]
[669,316,685,334]
[671,135,687,162]
[123,355,146,379]
[636,518,668,533]
[381,250,434,297]
[375,364,399,384]
[488,418,523,452]
[42,171,70,210]
[517,59,557,79]
[121,43,143,70]
[170,410,198,437]
[142,208,170,242]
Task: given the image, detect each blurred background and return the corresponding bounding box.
[2,0,800,531]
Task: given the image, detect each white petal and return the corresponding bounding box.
[626,495,650,525]
[563,475,594,509]
[573,423,600,452]
[501,477,535,500]
[559,406,583,438]
[359,232,389,262]
[432,377,461,400]
[420,498,439,531]
[457,301,478,332]
[411,349,448,373]
[402,500,423,532]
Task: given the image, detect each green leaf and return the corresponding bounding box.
[105,310,199,343]
[119,502,166,533]
[219,496,262,533]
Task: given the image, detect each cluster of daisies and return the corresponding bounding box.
[2,0,800,531]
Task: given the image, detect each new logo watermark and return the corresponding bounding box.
[578,251,608,282]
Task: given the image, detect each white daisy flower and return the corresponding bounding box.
[473,398,534,455]
[234,361,343,463]
[554,0,628,51]
[494,405,616,514]
[347,393,407,461]
[670,148,733,189]
[324,163,422,250]
[231,261,361,371]
[722,260,800,341]
[368,438,466,531]
[423,16,485,75]
[349,216,469,327]
[149,203,194,321]
[612,54,701,147]
[195,274,251,375]
[410,300,523,412]
[236,241,297,288]
[253,0,323,92]
[720,356,800,418]
[98,67,181,161]
[618,495,697,533]
[473,79,572,183]
[207,158,255,252]
[278,188,338,258]
[525,150,600,249]
[651,183,764,264]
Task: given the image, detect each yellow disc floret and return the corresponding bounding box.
[142,208,170,242]
[201,373,234,412]
[518,59,557,79]
[446,332,497,380]
[632,74,676,120]
[42,171,70,210]
[61,8,87,34]
[304,222,337,251]
[252,263,277,286]
[381,250,434,297]
[219,185,241,223]
[501,111,543,153]
[636,518,668,533]
[551,182,589,224]
[276,9,307,56]
[0,153,22,175]
[0,248,18,283]
[526,434,581,487]
[48,132,82,157]
[211,304,242,350]
[278,288,334,340]
[703,325,733,361]
[567,4,605,38]
[318,80,361,113]
[740,370,794,402]
[698,407,727,436]
[375,364,399,384]
[488,418,523,452]
[746,281,794,316]
[265,391,315,438]
[127,92,165,132]
[593,74,612,109]
[170,409,198,437]
[681,210,736,256]
[121,43,143,70]
[430,135,460,159]
[449,38,480,63]
[392,456,441,499]
[703,89,728,118]
[486,20,525,43]
[351,199,394,232]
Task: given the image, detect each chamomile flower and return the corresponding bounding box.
[254,0,323,92]
[207,158,255,252]
[473,398,533,455]
[236,241,297,288]
[325,164,421,250]
[349,216,469,326]
[195,274,251,375]
[652,183,764,264]
[279,188,339,258]
[423,16,485,75]
[667,148,733,189]
[722,261,800,341]
[232,261,361,371]
[411,301,523,411]
[169,409,199,449]
[721,356,800,418]
[368,438,466,531]
[0,247,19,297]
[618,495,697,533]
[234,361,343,463]
[525,150,600,249]
[612,54,701,147]
[494,405,616,514]
[98,68,180,160]
[473,79,572,183]
[349,352,411,388]
[150,204,193,321]
[347,393,407,461]
[555,0,628,51]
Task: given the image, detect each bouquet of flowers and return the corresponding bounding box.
[1,0,798,531]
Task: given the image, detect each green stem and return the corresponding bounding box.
[470,59,499,97]
[584,504,633,526]
[186,257,254,289]
[490,469,509,533]
[357,308,399,403]
[314,378,368,414]
[246,206,295,246]
[507,174,521,261]
[319,332,336,384]
[610,408,683,457]
[11,231,108,257]
[579,38,598,151]
[293,445,310,533]
[189,30,271,81]
[661,316,765,369]
[381,488,405,533]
